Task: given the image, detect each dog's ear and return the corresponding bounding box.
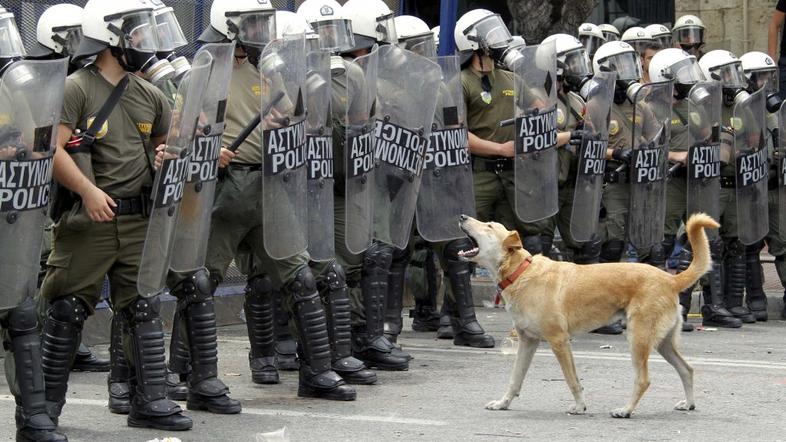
[502,231,522,253]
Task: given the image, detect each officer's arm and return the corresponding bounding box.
[769,10,785,60]
[468,131,514,157]
[52,124,116,222]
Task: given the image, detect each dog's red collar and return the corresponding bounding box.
[497,257,533,291]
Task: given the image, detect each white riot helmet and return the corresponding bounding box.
[198,0,276,47]
[594,41,643,103]
[455,9,512,63]
[395,15,435,58]
[74,0,174,80]
[0,6,25,76]
[621,26,654,55]
[342,0,397,51]
[542,33,591,89]
[152,1,189,80]
[699,50,749,105]
[599,23,620,42]
[740,51,778,95]
[28,4,83,58]
[578,23,605,61]
[431,25,440,52]
[645,24,672,48]
[672,15,705,54]
[649,48,703,99]
[297,0,355,53]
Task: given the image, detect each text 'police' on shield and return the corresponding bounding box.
[0,157,53,212]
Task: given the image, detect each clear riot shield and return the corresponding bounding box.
[778,100,786,235]
[415,55,475,243]
[628,80,673,250]
[570,71,615,242]
[305,50,334,261]
[0,58,67,310]
[373,45,442,248]
[733,88,768,245]
[344,47,378,255]
[137,52,212,297]
[260,35,308,260]
[170,42,235,274]
[686,81,722,240]
[512,43,559,223]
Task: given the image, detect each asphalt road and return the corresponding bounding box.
[1,309,784,441]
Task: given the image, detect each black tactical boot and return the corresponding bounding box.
[318,262,377,385]
[71,342,109,372]
[244,275,279,384]
[436,300,454,339]
[8,298,67,442]
[591,321,624,335]
[289,267,357,400]
[125,297,192,431]
[108,314,131,414]
[445,240,495,348]
[745,243,768,321]
[166,309,190,400]
[410,247,441,332]
[701,241,742,328]
[41,296,87,424]
[723,241,756,323]
[353,243,409,370]
[273,289,299,371]
[383,248,413,360]
[173,271,241,414]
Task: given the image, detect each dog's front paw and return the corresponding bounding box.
[674,400,696,411]
[567,403,587,415]
[485,399,511,410]
[610,408,632,418]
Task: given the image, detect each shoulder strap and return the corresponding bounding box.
[80,74,129,149]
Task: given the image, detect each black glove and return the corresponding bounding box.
[611,148,632,164]
[568,130,585,147]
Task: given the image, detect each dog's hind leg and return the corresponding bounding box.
[657,327,696,412]
[611,331,653,418]
[485,335,539,411]
[548,336,586,415]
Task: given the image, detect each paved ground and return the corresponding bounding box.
[1,309,785,442]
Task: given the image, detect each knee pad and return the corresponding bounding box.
[646,243,667,268]
[522,235,542,255]
[573,237,601,263]
[444,238,474,262]
[7,297,39,337]
[600,239,625,262]
[245,274,273,299]
[48,295,88,325]
[173,269,213,304]
[363,242,393,273]
[319,260,347,292]
[391,245,412,266]
[662,234,676,257]
[724,238,745,258]
[676,248,693,273]
[127,296,162,323]
[289,266,318,302]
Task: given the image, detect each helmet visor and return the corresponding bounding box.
[53,26,84,56]
[627,39,652,55]
[121,11,160,52]
[599,51,642,81]
[468,14,511,50]
[155,9,188,52]
[311,18,354,53]
[375,12,397,44]
[401,32,436,58]
[233,11,276,47]
[673,27,704,46]
[562,47,591,78]
[579,34,605,58]
[602,31,619,42]
[0,14,26,58]
[710,61,747,89]
[749,69,779,94]
[671,56,704,84]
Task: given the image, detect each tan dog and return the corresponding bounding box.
[458,213,719,418]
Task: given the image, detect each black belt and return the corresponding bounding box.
[473,156,512,173]
[113,196,145,216]
[720,176,735,188]
[604,165,628,184]
[229,163,262,172]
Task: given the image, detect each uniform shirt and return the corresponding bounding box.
[224,61,264,164]
[720,104,737,176]
[61,65,171,199]
[670,98,690,152]
[461,67,515,149]
[608,101,634,152]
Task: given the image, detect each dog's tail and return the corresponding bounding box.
[671,213,720,293]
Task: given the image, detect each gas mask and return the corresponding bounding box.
[111,11,173,81]
[160,51,190,80]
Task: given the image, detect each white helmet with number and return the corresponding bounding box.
[297,0,355,53]
[593,41,642,82]
[599,23,620,41]
[342,0,397,51]
[198,0,276,48]
[395,15,435,57]
[645,23,672,48]
[741,51,778,94]
[542,33,591,82]
[29,4,83,58]
[621,26,653,54]
[672,15,705,49]
[577,23,605,60]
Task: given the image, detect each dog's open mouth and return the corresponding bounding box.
[457,235,480,258]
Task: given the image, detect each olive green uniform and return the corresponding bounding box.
[600,101,635,261]
[41,66,171,312]
[462,67,551,250]
[664,99,691,237]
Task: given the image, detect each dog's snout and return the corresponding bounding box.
[460,214,468,222]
